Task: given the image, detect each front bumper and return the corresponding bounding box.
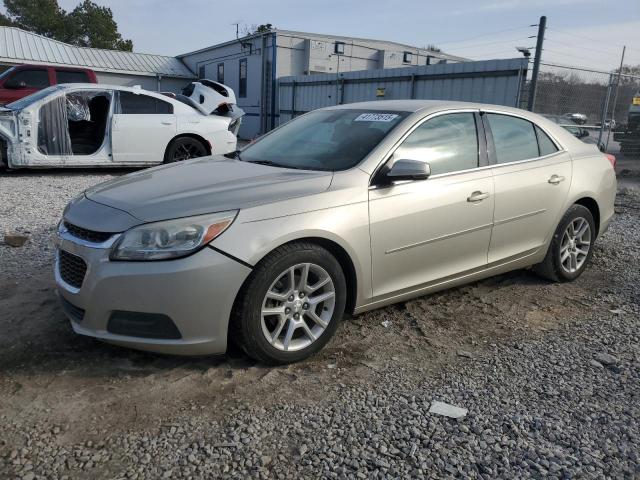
[54,233,252,356]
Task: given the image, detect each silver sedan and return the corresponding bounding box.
[55,100,617,364]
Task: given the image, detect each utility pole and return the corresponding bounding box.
[232,22,240,39]
[527,15,547,111]
[604,45,626,150]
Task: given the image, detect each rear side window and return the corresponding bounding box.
[486,114,538,164]
[395,113,479,175]
[56,70,90,84]
[9,69,50,88]
[535,125,559,156]
[118,91,173,114]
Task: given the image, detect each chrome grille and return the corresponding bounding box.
[64,222,114,244]
[58,250,87,289]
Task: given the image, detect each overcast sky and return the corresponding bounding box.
[55,0,640,71]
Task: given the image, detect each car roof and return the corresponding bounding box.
[325,99,537,117]
[10,63,91,71]
[325,99,588,152]
[51,82,187,104]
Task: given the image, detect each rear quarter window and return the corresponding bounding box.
[535,125,559,156]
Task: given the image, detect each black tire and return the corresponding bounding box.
[163,137,208,163]
[231,242,347,365]
[533,204,596,282]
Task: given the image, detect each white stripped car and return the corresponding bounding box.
[0,82,243,169]
[54,100,617,364]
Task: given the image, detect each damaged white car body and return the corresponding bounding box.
[0,82,244,169]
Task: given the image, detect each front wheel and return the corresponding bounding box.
[232,242,347,364]
[534,204,596,282]
[164,137,208,163]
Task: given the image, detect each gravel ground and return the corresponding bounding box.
[0,167,639,479]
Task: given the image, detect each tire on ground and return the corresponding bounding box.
[163,137,208,163]
[533,204,596,282]
[231,242,347,365]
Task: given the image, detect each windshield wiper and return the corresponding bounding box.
[224,150,242,160]
[245,160,287,168]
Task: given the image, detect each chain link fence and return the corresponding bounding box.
[528,62,640,157]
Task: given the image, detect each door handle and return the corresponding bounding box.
[548,174,565,185]
[467,191,490,203]
[160,120,173,125]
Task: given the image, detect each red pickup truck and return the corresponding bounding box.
[0,64,98,105]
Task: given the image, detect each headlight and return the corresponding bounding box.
[110,211,237,261]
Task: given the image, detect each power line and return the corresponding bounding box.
[543,48,609,64]
[547,27,640,54]
[434,25,532,46]
[544,37,623,58]
[466,49,526,60]
[445,37,532,51]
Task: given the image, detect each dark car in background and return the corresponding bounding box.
[0,64,97,105]
[543,115,590,139]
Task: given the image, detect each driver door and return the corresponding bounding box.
[1,68,50,103]
[368,111,495,299]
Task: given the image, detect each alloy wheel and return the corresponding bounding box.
[172,141,206,161]
[560,216,591,273]
[260,263,336,352]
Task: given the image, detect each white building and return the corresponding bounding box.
[178,30,466,138]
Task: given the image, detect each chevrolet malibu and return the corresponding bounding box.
[55,100,617,364]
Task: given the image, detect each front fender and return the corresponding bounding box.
[212,200,372,307]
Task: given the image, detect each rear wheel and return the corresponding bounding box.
[534,204,595,282]
[232,242,346,364]
[164,137,208,163]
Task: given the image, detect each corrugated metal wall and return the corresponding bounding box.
[277,58,528,124]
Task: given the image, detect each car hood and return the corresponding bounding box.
[85,156,334,224]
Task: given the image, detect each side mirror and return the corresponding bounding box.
[4,78,26,89]
[386,159,431,182]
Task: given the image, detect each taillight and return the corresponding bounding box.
[605,154,616,168]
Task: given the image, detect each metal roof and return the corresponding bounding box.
[0,27,195,78]
[177,29,467,62]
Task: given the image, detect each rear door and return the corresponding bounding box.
[111,91,176,164]
[484,112,571,263]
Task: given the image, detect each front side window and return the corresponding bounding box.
[217,63,224,84]
[486,113,539,164]
[118,91,173,114]
[240,109,408,171]
[394,113,479,175]
[9,69,50,88]
[56,70,90,84]
[239,59,247,98]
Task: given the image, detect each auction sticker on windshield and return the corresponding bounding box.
[355,113,399,122]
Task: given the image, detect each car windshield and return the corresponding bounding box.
[239,109,409,171]
[5,85,64,110]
